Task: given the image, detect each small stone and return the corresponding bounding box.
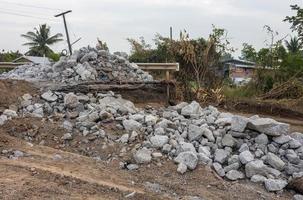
[293,194,303,200]
[150,135,169,148]
[64,93,79,108]
[222,134,236,147]
[239,150,254,164]
[53,154,62,161]
[3,109,17,118]
[251,175,267,183]
[181,101,202,117]
[255,134,269,145]
[61,133,72,140]
[41,91,58,102]
[264,179,287,192]
[289,139,301,149]
[225,170,245,181]
[119,134,129,143]
[188,124,203,141]
[224,162,240,172]
[177,163,187,174]
[174,151,198,170]
[134,148,152,164]
[273,135,291,144]
[214,149,229,164]
[231,116,248,132]
[266,152,285,171]
[123,119,142,132]
[239,143,249,153]
[213,162,225,177]
[127,164,139,170]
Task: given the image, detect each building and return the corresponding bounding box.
[12,56,51,65]
[222,59,256,85]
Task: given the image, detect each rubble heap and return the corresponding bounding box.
[1,90,303,194]
[2,47,153,83]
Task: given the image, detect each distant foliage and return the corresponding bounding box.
[0,50,22,62]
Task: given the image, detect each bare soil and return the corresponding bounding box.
[0,79,299,199]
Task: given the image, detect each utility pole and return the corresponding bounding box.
[170,26,173,41]
[55,10,72,55]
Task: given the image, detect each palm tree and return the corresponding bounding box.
[285,36,302,54]
[21,24,63,57]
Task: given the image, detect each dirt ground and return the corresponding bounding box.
[0,79,300,199]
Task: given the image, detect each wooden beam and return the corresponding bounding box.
[136,63,179,71]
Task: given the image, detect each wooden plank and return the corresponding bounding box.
[136,63,179,71]
[0,62,27,69]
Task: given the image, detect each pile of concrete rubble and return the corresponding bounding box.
[1,90,303,195]
[1,47,153,83]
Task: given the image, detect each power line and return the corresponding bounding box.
[0,7,54,16]
[0,9,58,22]
[0,0,63,11]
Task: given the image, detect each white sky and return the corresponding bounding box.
[0,0,302,57]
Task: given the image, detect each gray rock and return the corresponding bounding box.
[224,162,240,172]
[289,139,301,149]
[251,175,267,183]
[198,146,211,157]
[293,194,303,200]
[245,160,281,178]
[181,101,202,117]
[266,152,285,171]
[119,134,129,143]
[150,135,169,148]
[188,124,203,141]
[123,119,142,132]
[226,170,245,181]
[231,116,249,132]
[239,143,249,153]
[214,149,229,164]
[62,120,73,131]
[247,118,289,136]
[154,127,165,135]
[177,163,188,174]
[127,164,139,170]
[255,134,269,145]
[197,153,212,165]
[134,148,152,164]
[179,142,197,153]
[213,162,225,177]
[201,127,215,142]
[174,151,198,170]
[228,155,240,165]
[0,115,8,125]
[222,134,236,147]
[291,132,303,145]
[64,93,79,108]
[264,179,287,192]
[273,135,291,144]
[3,109,17,118]
[239,150,254,164]
[62,133,72,140]
[41,91,58,102]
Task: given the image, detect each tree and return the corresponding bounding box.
[240,43,257,62]
[21,24,63,57]
[0,50,22,62]
[285,36,302,53]
[284,5,303,42]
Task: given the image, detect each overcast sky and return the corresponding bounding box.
[0,0,302,57]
